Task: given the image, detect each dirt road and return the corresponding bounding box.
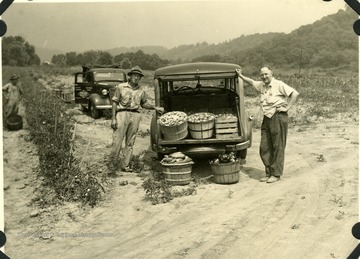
[3,108,358,259]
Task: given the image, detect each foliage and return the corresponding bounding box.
[50,49,169,70]
[243,73,358,127]
[9,67,105,207]
[2,36,41,66]
[142,164,206,205]
[113,50,169,70]
[129,151,146,174]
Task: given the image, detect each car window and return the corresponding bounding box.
[94,72,125,81]
[172,79,227,90]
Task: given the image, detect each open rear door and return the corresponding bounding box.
[74,73,91,104]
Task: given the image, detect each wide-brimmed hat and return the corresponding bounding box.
[10,74,20,80]
[127,66,144,77]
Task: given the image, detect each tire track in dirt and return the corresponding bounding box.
[201,125,358,259]
[4,113,358,259]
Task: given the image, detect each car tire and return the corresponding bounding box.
[90,103,102,119]
[237,149,247,159]
[80,104,88,112]
[237,149,247,165]
[157,153,164,160]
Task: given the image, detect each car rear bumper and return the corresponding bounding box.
[94,104,112,109]
[155,140,251,156]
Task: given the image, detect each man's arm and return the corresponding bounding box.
[141,91,164,114]
[111,102,117,130]
[285,90,299,111]
[235,68,256,86]
[2,83,9,91]
[111,85,121,130]
[277,90,299,113]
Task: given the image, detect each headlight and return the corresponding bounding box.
[102,89,109,95]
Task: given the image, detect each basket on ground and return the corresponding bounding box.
[6,114,23,131]
[161,161,194,185]
[210,160,240,184]
[61,88,74,103]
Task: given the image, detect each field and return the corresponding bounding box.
[2,65,359,258]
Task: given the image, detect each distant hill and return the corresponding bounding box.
[224,8,359,72]
[160,33,283,61]
[35,7,357,73]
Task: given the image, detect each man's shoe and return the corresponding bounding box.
[260,176,270,182]
[122,166,133,172]
[266,176,280,183]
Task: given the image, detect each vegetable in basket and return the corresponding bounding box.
[158,111,188,127]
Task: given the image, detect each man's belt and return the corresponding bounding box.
[118,109,140,113]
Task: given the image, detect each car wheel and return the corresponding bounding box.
[90,104,102,119]
[157,153,164,160]
[237,149,247,165]
[80,104,88,112]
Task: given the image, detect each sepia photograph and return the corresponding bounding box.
[1,0,359,258]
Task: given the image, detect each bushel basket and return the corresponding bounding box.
[188,112,215,139]
[188,120,214,139]
[210,160,240,184]
[6,114,23,131]
[160,121,188,141]
[161,161,194,185]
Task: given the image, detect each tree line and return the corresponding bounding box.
[51,49,170,70]
[2,8,357,74]
[2,36,41,66]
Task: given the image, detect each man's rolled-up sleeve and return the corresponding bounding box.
[112,85,121,103]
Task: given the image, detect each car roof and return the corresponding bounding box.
[154,62,241,79]
[90,68,126,73]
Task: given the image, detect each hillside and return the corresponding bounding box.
[160,33,283,61]
[34,8,358,73]
[157,8,357,73]
[226,8,358,72]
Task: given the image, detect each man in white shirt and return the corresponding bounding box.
[236,66,299,183]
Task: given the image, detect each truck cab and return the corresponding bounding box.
[74,65,127,118]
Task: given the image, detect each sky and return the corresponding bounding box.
[2,0,348,52]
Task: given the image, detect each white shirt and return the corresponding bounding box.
[253,78,296,118]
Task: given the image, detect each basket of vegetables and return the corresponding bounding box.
[209,152,240,184]
[158,111,188,141]
[160,152,194,185]
[187,112,215,139]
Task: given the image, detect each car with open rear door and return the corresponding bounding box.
[150,62,252,162]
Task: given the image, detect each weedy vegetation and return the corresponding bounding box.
[5,66,105,207]
[3,65,358,208]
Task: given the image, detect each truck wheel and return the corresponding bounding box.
[157,153,164,160]
[90,104,102,119]
[237,149,247,165]
[80,104,88,112]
